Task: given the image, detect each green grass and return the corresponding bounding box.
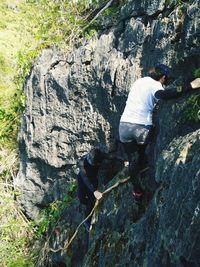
[0,1,54,265]
[0,1,97,265]
[0,147,35,266]
[0,0,101,146]
[0,0,38,147]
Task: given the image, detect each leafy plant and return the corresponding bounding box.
[164,0,183,7]
[183,95,200,122]
[0,90,26,146]
[84,28,97,40]
[16,49,39,86]
[103,6,121,19]
[32,182,77,239]
[31,0,99,49]
[194,68,200,78]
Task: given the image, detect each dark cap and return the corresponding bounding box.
[156,64,170,77]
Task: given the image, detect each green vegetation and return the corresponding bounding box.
[0,0,40,147]
[0,0,89,147]
[102,0,126,20]
[164,0,184,7]
[183,67,200,122]
[0,0,124,147]
[183,94,200,122]
[33,183,76,239]
[194,68,200,78]
[0,148,35,266]
[1,0,123,265]
[0,2,38,262]
[0,190,34,267]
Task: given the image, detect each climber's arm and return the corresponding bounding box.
[78,157,95,193]
[155,87,182,99]
[155,78,200,100]
[81,173,102,199]
[80,173,95,193]
[78,156,101,198]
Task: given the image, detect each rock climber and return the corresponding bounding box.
[119,63,200,202]
[77,148,111,231]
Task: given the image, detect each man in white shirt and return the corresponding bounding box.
[119,64,200,202]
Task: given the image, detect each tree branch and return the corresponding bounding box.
[49,167,149,253]
[82,0,115,32]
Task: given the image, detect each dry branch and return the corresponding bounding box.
[48,166,149,254]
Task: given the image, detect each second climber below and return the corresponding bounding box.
[77,148,112,231]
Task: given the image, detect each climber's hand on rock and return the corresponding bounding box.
[94,190,103,200]
[190,78,200,89]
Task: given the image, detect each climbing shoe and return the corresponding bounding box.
[132,191,143,203]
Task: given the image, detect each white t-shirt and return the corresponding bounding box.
[120,76,164,125]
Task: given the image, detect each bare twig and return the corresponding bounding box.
[66,0,115,47]
[13,203,30,225]
[82,0,115,32]
[0,182,14,187]
[102,176,130,195]
[49,169,147,253]
[60,177,131,252]
[48,166,149,254]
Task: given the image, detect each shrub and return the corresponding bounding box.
[183,95,200,122]
[194,68,200,78]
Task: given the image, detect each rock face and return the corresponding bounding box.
[15,0,200,266]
